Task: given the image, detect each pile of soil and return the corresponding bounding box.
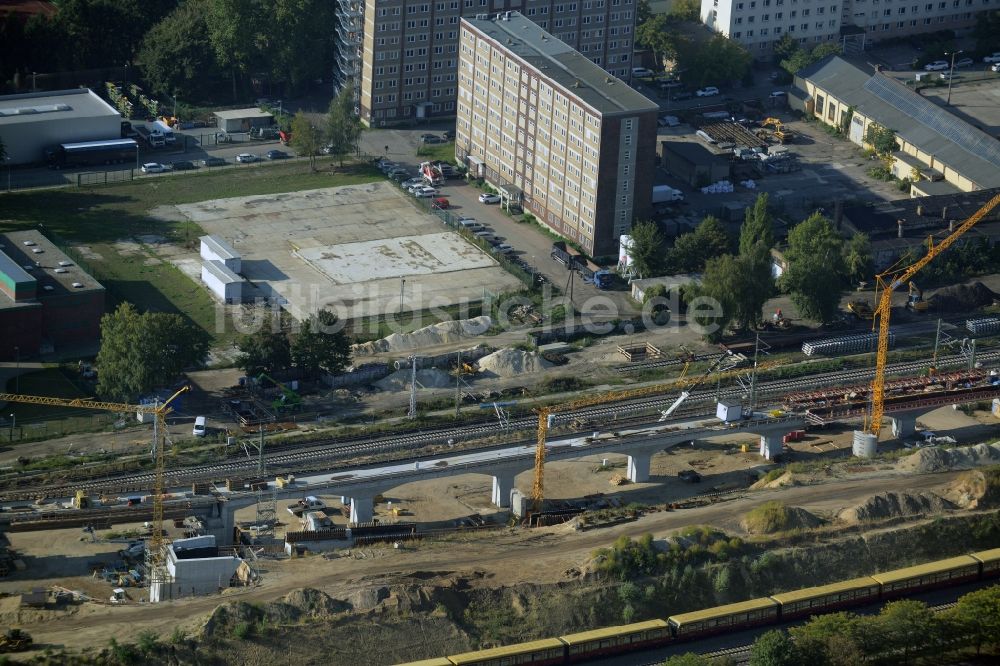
[896,442,1000,473]
[477,348,552,378]
[353,316,493,355]
[375,368,453,391]
[750,471,800,489]
[837,491,955,524]
[927,281,997,312]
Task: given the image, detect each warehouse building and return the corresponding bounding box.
[842,187,1000,270]
[0,231,105,360]
[0,88,123,165]
[658,140,731,189]
[456,12,658,257]
[213,108,274,133]
[793,56,1000,194]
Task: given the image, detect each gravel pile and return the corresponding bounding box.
[476,348,552,378]
[897,442,1000,473]
[837,491,954,524]
[375,368,454,391]
[352,316,493,355]
[927,281,997,312]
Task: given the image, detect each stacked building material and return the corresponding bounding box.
[966,317,1000,336]
[802,332,894,356]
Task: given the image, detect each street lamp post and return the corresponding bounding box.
[946,50,963,105]
[400,278,406,311]
[8,414,13,442]
[6,157,11,193]
[32,72,37,92]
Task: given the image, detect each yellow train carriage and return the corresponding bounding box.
[447,638,566,666]
[971,548,1000,579]
[668,597,779,639]
[770,577,881,620]
[871,555,981,599]
[394,659,454,666]
[560,619,672,663]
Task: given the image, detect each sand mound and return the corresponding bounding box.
[353,316,493,355]
[476,348,552,378]
[375,368,454,391]
[927,281,997,312]
[946,468,1000,509]
[751,471,800,489]
[837,491,955,524]
[896,442,1000,474]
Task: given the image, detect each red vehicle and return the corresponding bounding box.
[278,130,291,145]
[432,197,450,209]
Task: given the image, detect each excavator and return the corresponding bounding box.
[255,373,302,413]
[906,281,929,312]
[847,300,875,320]
[0,629,32,652]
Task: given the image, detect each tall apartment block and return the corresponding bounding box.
[456,12,658,257]
[334,0,364,108]
[355,0,638,126]
[701,0,841,55]
[701,0,1000,56]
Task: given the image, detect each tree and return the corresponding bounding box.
[687,253,740,340]
[772,33,800,65]
[206,0,267,100]
[627,220,666,279]
[749,629,799,666]
[291,310,351,378]
[670,215,731,273]
[0,135,6,162]
[325,82,363,167]
[740,193,775,255]
[96,303,208,402]
[876,600,939,664]
[780,41,842,76]
[842,232,873,286]
[137,0,222,101]
[636,14,678,69]
[973,9,1000,54]
[670,0,700,20]
[865,122,898,158]
[264,0,336,93]
[948,585,1000,655]
[678,34,752,87]
[779,212,845,323]
[235,316,292,377]
[290,111,323,170]
[637,0,653,24]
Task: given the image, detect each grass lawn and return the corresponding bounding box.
[3,367,93,422]
[0,161,381,342]
[416,141,458,164]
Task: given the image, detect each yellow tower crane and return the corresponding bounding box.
[530,357,783,511]
[0,386,190,584]
[868,192,1000,437]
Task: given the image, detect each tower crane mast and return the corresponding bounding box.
[868,192,1000,436]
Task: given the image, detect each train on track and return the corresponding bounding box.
[398,548,1000,666]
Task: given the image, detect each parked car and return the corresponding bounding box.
[769,90,787,98]
[171,160,196,170]
[379,162,399,173]
[413,187,438,197]
[672,90,694,100]
[479,193,501,204]
[202,156,227,167]
[659,80,684,90]
[421,134,444,144]
[695,86,720,97]
[954,57,974,68]
[491,243,514,254]
[401,178,423,188]
[923,60,949,71]
[631,67,654,78]
[432,197,450,208]
[265,149,289,160]
[983,52,1000,63]
[993,62,1000,72]
[140,162,168,173]
[658,115,680,127]
[444,129,456,140]
[236,153,258,163]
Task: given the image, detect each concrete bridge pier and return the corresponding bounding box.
[759,433,783,460]
[491,472,516,508]
[349,496,374,525]
[890,412,919,439]
[627,452,652,483]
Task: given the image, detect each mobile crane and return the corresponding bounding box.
[530,356,782,511]
[868,192,1000,438]
[0,386,189,589]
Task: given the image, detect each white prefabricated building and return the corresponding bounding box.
[199,235,241,273]
[150,535,242,602]
[201,260,242,304]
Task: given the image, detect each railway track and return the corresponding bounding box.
[7,349,998,498]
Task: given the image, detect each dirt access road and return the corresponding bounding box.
[20,468,968,652]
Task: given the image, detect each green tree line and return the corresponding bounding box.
[0,0,335,102]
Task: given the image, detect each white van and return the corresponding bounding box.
[193,416,207,437]
[459,219,483,231]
